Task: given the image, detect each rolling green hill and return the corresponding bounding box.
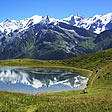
[94,30,112,51]
[0,48,112,111]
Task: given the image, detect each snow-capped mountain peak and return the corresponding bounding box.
[29,15,43,24]
[0,15,60,35]
[44,15,51,20]
[20,15,43,27]
[63,13,112,34]
[63,15,84,26]
[0,13,112,36]
[0,19,22,35]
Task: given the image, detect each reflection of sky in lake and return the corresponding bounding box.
[0,67,88,95]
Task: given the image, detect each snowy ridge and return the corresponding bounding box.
[0,13,112,36]
[63,13,112,34]
[0,15,67,35]
[0,15,43,35]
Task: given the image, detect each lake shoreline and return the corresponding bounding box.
[0,66,89,95]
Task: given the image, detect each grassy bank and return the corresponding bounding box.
[0,48,112,111]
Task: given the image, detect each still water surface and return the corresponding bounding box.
[0,67,88,95]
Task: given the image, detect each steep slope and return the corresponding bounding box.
[94,30,112,51]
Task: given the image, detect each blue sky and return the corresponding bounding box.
[0,0,112,22]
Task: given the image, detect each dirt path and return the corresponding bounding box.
[89,71,96,88]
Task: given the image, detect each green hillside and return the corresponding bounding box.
[0,48,112,111]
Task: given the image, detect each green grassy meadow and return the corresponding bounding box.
[0,48,112,111]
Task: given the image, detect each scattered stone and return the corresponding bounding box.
[97,76,101,79]
[80,89,88,94]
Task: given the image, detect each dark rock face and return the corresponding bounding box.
[0,21,96,60]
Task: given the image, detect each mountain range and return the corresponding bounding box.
[0,13,112,60]
[63,13,112,34]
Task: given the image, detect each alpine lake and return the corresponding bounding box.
[0,67,88,95]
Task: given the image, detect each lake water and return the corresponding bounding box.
[0,67,88,95]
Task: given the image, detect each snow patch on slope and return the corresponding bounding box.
[63,13,112,34]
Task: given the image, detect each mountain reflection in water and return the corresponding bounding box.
[0,67,88,94]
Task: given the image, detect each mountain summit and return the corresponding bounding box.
[63,13,112,34]
[0,13,112,60]
[0,13,112,36]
